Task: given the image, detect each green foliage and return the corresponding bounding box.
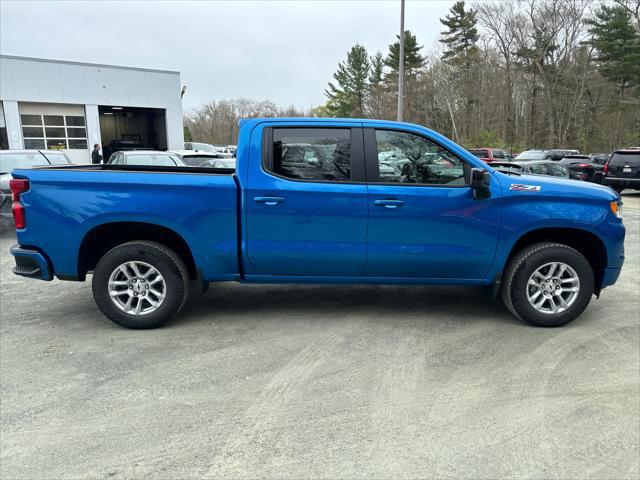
[439,1,479,67]
[369,51,384,84]
[324,44,371,117]
[384,30,425,73]
[586,4,640,95]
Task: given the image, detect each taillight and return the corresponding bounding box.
[9,178,29,229]
[578,163,589,168]
[603,163,609,174]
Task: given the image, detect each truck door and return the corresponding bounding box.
[364,127,501,279]
[244,124,368,277]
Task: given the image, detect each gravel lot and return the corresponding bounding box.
[1,194,638,480]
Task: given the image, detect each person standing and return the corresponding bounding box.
[91,144,103,164]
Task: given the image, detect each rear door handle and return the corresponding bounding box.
[374,199,405,208]
[254,196,284,206]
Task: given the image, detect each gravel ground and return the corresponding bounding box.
[1,194,638,480]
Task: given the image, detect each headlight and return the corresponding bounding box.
[610,201,623,220]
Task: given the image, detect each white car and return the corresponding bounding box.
[184,142,217,153]
[107,150,186,167]
[171,151,226,167]
[1,149,72,229]
[199,157,236,169]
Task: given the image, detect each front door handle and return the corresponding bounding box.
[374,199,405,208]
[254,196,284,206]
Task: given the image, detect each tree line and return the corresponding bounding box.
[185,0,639,153]
[184,99,309,146]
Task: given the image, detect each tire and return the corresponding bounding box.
[501,242,594,327]
[92,241,189,329]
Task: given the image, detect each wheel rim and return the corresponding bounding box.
[527,262,580,315]
[108,261,166,316]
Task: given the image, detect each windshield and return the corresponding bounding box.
[468,149,489,157]
[610,153,640,166]
[41,152,70,164]
[0,152,49,173]
[515,151,547,161]
[181,154,215,166]
[125,153,184,166]
[189,143,215,153]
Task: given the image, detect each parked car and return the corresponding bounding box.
[104,139,146,161]
[603,149,640,192]
[589,153,609,170]
[468,148,512,163]
[556,154,598,182]
[199,157,236,169]
[1,150,71,229]
[184,142,217,153]
[514,149,548,161]
[107,151,186,167]
[224,145,237,157]
[171,151,223,166]
[545,149,580,160]
[493,160,571,178]
[8,118,624,330]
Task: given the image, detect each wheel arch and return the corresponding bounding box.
[77,221,197,281]
[503,227,608,293]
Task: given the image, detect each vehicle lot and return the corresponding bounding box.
[1,195,638,479]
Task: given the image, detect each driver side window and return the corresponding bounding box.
[374,130,468,185]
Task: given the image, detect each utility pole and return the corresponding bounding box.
[397,0,405,122]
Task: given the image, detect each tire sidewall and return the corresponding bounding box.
[92,243,186,329]
[511,246,594,327]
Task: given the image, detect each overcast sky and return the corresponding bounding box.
[1,0,455,112]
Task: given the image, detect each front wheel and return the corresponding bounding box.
[92,241,189,329]
[501,242,594,327]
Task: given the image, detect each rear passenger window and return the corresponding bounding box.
[271,128,351,181]
[610,153,640,166]
[549,164,569,177]
[529,163,548,175]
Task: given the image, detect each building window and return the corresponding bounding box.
[20,114,87,150]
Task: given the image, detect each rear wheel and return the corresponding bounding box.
[501,242,594,327]
[92,241,189,329]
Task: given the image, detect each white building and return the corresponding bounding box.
[0,55,184,164]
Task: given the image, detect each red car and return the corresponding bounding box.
[468,148,512,163]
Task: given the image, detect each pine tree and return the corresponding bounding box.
[384,31,425,122]
[586,4,640,95]
[324,44,371,117]
[369,51,384,84]
[183,125,193,142]
[439,1,479,68]
[384,30,425,74]
[368,51,386,118]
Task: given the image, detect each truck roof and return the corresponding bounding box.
[238,117,429,129]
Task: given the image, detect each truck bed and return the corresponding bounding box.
[11,165,240,281]
[24,163,236,175]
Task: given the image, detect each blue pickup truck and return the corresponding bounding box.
[9,118,625,329]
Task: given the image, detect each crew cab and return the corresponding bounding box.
[8,118,625,329]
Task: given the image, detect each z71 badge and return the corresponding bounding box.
[509,184,542,192]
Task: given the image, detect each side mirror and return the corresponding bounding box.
[471,168,491,200]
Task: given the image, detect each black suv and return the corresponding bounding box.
[604,150,640,192]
